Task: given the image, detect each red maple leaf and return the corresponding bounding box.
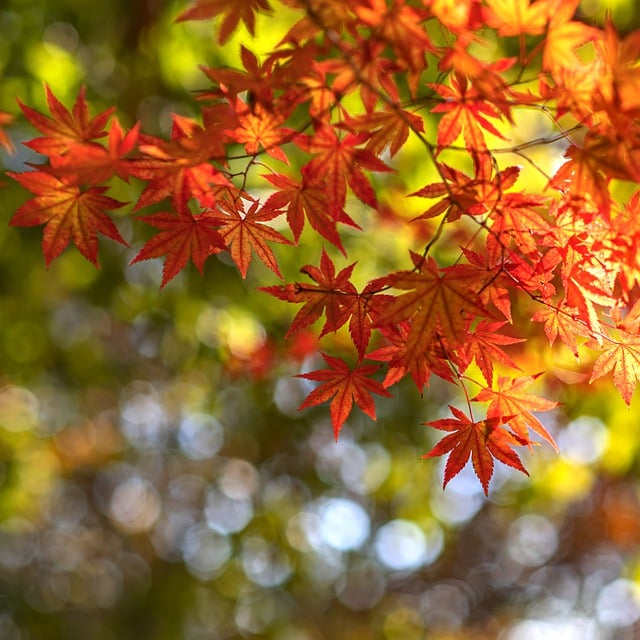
[131,205,226,287]
[49,117,140,185]
[368,321,458,390]
[260,249,357,337]
[9,171,127,267]
[297,353,392,439]
[207,200,292,278]
[296,125,392,210]
[379,255,490,359]
[422,405,530,495]
[19,85,114,157]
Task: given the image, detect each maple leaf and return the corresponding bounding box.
[422,405,530,495]
[531,303,587,358]
[296,125,392,210]
[19,85,114,157]
[346,281,391,360]
[262,168,360,251]
[199,45,280,107]
[430,0,483,33]
[297,353,391,440]
[543,0,600,76]
[368,321,457,390]
[503,247,562,301]
[473,375,558,449]
[459,247,514,321]
[411,160,520,222]
[342,106,425,158]
[460,320,523,384]
[131,112,233,210]
[488,191,552,254]
[9,171,127,267]
[560,244,615,335]
[379,256,490,358]
[550,135,623,215]
[49,117,140,185]
[207,200,292,278]
[482,0,554,37]
[260,249,357,338]
[319,38,401,113]
[589,333,640,405]
[131,205,226,287]
[176,0,272,45]
[230,102,292,163]
[429,73,507,151]
[354,0,435,92]
[600,20,640,113]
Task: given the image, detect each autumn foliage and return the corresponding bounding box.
[5,0,640,494]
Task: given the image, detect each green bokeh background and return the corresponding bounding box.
[0,1,640,638]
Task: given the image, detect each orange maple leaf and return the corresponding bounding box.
[354,0,435,91]
[9,171,127,267]
[482,0,555,37]
[262,168,360,250]
[543,0,599,76]
[531,303,587,358]
[589,333,640,405]
[131,205,226,287]
[320,39,401,113]
[19,85,114,157]
[368,321,458,390]
[473,374,558,449]
[297,353,391,439]
[460,321,523,384]
[343,107,425,158]
[430,73,507,151]
[230,102,292,163]
[207,200,292,278]
[379,256,490,357]
[176,0,272,44]
[422,405,530,495]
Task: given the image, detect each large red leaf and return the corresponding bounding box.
[9,171,126,267]
[131,206,226,287]
[422,405,530,495]
[207,200,292,278]
[297,353,392,440]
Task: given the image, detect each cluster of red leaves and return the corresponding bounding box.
[7,0,640,494]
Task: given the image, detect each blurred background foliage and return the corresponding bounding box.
[1,0,640,639]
